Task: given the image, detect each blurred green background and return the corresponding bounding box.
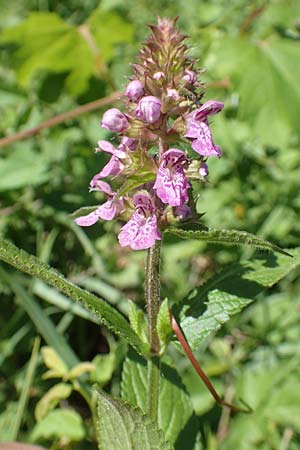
[0,0,300,448]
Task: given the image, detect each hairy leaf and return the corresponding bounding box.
[96,389,173,450]
[165,226,291,256]
[179,248,300,351]
[121,353,194,446]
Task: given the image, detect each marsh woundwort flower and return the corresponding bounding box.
[75,17,224,250]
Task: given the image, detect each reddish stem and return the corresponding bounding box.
[170,310,251,414]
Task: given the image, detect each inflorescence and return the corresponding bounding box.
[75,17,224,250]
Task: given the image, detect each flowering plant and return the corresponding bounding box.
[0,16,294,450]
[75,17,224,251]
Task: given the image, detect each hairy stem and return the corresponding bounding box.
[145,240,161,421]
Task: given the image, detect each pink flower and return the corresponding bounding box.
[118,192,161,250]
[185,100,224,158]
[175,205,192,219]
[166,88,180,101]
[125,80,144,102]
[101,108,129,133]
[75,181,123,226]
[136,96,162,124]
[153,148,190,207]
[93,140,126,179]
[119,136,138,152]
[199,162,209,177]
[183,69,197,84]
[153,71,165,80]
[190,122,222,157]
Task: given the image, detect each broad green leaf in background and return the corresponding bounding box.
[0,148,49,191]
[96,389,173,450]
[179,248,300,351]
[207,36,300,148]
[35,383,72,422]
[1,12,93,95]
[1,9,134,95]
[30,408,85,442]
[0,236,147,355]
[121,353,194,447]
[88,8,134,60]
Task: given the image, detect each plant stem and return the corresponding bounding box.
[0,92,120,148]
[145,240,161,421]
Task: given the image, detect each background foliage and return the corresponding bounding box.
[0,0,300,449]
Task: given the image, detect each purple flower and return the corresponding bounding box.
[183,69,197,84]
[166,88,180,101]
[191,100,224,121]
[93,140,126,178]
[119,136,138,152]
[199,162,209,177]
[175,205,192,219]
[153,71,165,80]
[136,96,162,124]
[101,108,129,133]
[75,181,124,226]
[118,192,161,250]
[190,122,222,158]
[185,100,224,158]
[153,148,190,207]
[125,80,144,102]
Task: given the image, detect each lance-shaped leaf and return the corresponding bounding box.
[0,236,147,355]
[179,248,300,351]
[96,389,173,450]
[165,225,291,256]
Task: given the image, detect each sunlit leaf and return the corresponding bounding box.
[96,389,173,450]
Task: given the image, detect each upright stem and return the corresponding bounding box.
[145,240,161,421]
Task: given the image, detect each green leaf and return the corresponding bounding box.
[1,12,94,95]
[68,362,95,380]
[0,236,147,355]
[31,408,85,442]
[41,346,68,378]
[180,248,300,351]
[157,299,173,346]
[208,36,300,147]
[0,148,49,191]
[121,353,193,446]
[35,383,72,422]
[96,390,173,450]
[129,301,148,344]
[88,9,134,61]
[165,225,291,256]
[90,354,116,386]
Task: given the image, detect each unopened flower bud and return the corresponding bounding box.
[101,108,129,133]
[125,80,144,102]
[166,88,180,101]
[119,136,138,151]
[183,69,197,84]
[199,162,209,177]
[174,205,192,220]
[136,96,162,124]
[153,71,165,80]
